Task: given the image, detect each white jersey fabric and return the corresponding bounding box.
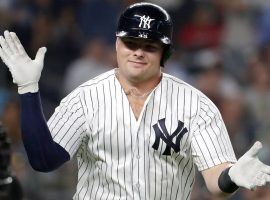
[47,69,236,200]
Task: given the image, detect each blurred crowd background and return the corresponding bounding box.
[0,0,270,199]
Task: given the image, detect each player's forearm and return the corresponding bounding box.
[20,92,70,172]
[202,163,237,197]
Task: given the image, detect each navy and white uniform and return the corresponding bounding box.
[48,69,236,200]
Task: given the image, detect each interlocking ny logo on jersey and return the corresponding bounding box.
[135,14,155,29]
[152,118,188,155]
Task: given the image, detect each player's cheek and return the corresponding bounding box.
[121,50,133,64]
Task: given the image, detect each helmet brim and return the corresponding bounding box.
[116,29,171,45]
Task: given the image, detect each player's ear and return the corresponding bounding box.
[115,37,121,52]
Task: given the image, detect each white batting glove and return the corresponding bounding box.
[229,141,270,190]
[0,30,46,94]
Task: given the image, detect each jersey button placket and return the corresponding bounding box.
[133,130,141,193]
[136,182,140,190]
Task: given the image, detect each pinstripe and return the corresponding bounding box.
[154,80,162,200]
[101,83,110,200]
[69,135,83,155]
[47,70,236,200]
[58,114,84,142]
[180,87,187,196]
[79,74,115,88]
[81,90,88,115]
[199,109,223,163]
[76,85,94,199]
[114,77,122,198]
[88,90,98,199]
[120,88,128,199]
[82,138,94,199]
[190,176,195,188]
[89,150,96,196]
[129,104,135,200]
[185,190,191,200]
[198,122,216,165]
[49,92,81,129]
[172,86,182,200]
[200,97,232,156]
[183,90,193,150]
[143,106,147,200]
[94,86,102,199]
[159,80,165,200]
[164,79,169,200]
[136,114,141,200]
[213,116,230,156]
[78,160,90,197]
[75,133,92,197]
[174,156,185,199]
[181,155,191,192]
[148,93,155,200]
[82,169,91,200]
[175,87,182,162]
[77,158,88,183]
[106,79,115,200]
[183,160,194,191]
[180,88,189,150]
[52,106,82,138]
[199,114,222,162]
[200,100,228,158]
[62,122,85,147]
[169,82,175,200]
[50,106,69,134]
[110,78,116,199]
[194,132,210,168]
[61,91,81,104]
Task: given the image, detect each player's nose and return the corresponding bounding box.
[133,47,145,58]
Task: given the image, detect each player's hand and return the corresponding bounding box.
[0,30,46,94]
[229,141,270,190]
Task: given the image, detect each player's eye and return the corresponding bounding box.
[121,38,162,52]
[143,44,160,52]
[122,39,139,50]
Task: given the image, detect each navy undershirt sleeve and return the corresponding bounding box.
[20,92,70,172]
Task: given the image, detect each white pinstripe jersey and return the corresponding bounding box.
[48,69,236,200]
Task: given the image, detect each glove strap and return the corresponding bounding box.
[218,167,239,193]
[18,82,39,94]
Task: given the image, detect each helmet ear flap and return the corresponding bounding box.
[160,45,173,67]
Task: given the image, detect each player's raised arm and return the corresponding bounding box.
[0,30,70,172]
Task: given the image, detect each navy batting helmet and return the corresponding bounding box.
[116,2,173,67]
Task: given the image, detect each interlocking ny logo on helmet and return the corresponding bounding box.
[116,2,173,66]
[135,14,155,29]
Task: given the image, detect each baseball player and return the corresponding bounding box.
[0,2,270,200]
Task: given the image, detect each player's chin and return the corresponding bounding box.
[128,60,148,68]
[124,68,145,81]
[125,66,144,77]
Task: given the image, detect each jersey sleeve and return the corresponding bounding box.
[191,95,237,171]
[47,88,88,158]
